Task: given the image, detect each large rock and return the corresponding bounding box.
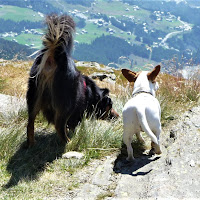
[0,93,26,116]
[90,72,116,81]
[76,61,114,73]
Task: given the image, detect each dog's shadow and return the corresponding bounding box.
[113,142,160,176]
[4,131,65,188]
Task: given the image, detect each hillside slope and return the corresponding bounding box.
[0,91,199,199]
[0,0,200,70]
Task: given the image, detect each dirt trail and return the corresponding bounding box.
[61,105,200,200]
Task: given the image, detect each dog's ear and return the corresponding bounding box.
[121,69,137,82]
[147,65,161,81]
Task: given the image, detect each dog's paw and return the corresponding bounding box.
[149,148,162,156]
[154,146,162,155]
[155,149,162,155]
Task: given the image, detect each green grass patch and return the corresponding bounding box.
[155,17,182,32]
[4,33,42,49]
[94,1,127,15]
[75,23,109,44]
[0,5,43,22]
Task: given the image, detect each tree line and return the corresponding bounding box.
[0,0,62,14]
[0,19,42,33]
[0,38,34,60]
[73,34,179,65]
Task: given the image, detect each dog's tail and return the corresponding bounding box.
[136,108,159,145]
[36,14,76,87]
[43,14,75,54]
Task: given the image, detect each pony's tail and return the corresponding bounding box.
[36,14,76,87]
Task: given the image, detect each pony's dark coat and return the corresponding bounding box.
[26,14,118,147]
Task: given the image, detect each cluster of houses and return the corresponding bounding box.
[0,3,192,51]
[1,28,42,48]
[69,6,192,49]
[125,5,140,12]
[153,11,176,22]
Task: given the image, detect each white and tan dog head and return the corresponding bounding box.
[122,65,160,97]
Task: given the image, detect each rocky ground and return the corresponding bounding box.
[61,105,200,200]
[0,94,199,199]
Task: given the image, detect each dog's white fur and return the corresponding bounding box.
[122,65,162,161]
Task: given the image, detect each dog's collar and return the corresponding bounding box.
[132,91,153,97]
[83,80,87,93]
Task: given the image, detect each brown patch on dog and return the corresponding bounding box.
[121,69,140,82]
[147,65,161,82]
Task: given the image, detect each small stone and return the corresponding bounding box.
[170,130,176,139]
[165,158,172,166]
[62,151,84,159]
[189,160,195,167]
[165,116,175,120]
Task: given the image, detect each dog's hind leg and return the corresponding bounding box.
[54,112,70,143]
[126,139,134,161]
[27,107,40,147]
[27,115,36,147]
[123,132,135,161]
[27,92,40,147]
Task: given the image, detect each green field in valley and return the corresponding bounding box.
[0,5,43,22]
[4,33,42,49]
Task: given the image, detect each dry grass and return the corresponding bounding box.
[157,73,200,125]
[0,59,32,97]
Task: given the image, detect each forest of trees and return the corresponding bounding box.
[64,0,94,7]
[74,35,154,65]
[0,0,62,14]
[0,38,34,60]
[0,19,42,33]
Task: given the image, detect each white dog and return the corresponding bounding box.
[122,65,162,161]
